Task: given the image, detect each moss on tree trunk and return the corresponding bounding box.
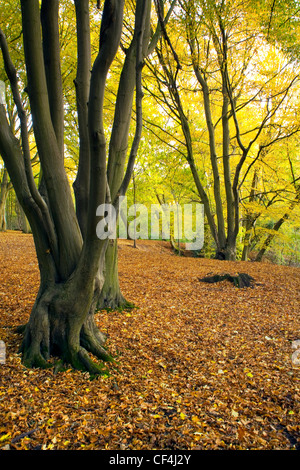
[97,239,128,309]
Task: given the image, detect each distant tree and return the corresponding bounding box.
[145,0,300,260]
[241,142,300,261]
[255,166,300,261]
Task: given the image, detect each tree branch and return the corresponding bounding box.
[73,0,92,237]
[41,0,64,156]
[118,0,149,201]
[0,26,58,260]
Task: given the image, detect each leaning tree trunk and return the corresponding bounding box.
[255,216,287,262]
[255,182,300,262]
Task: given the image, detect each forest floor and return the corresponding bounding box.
[0,230,300,451]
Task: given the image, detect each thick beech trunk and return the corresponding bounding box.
[20,260,112,374]
[0,0,126,373]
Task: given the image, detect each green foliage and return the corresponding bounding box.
[247,0,300,60]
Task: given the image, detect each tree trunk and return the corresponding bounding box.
[224,241,236,261]
[221,81,236,262]
[241,228,252,261]
[99,0,152,308]
[255,184,300,262]
[0,201,6,231]
[241,170,259,261]
[97,239,126,309]
[0,168,10,231]
[255,216,287,262]
[73,0,91,238]
[20,250,112,374]
[17,200,30,233]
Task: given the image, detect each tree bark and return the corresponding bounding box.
[73,0,91,238]
[98,0,178,309]
[97,239,126,309]
[198,72,226,250]
[255,216,287,262]
[241,170,259,261]
[0,167,10,231]
[21,0,83,281]
[255,180,300,262]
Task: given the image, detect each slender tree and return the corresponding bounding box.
[255,171,300,261]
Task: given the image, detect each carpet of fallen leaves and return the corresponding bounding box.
[0,230,300,451]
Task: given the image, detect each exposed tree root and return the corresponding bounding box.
[199,272,255,288]
[80,321,113,363]
[98,289,128,310]
[20,328,114,374]
[18,286,114,375]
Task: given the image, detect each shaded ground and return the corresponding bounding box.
[0,231,299,450]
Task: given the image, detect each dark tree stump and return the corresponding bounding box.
[198,272,255,288]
